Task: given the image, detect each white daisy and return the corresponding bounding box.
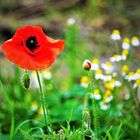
[80,76,89,88]
[110,29,121,40]
[125,72,135,81]
[91,58,99,71]
[133,79,140,88]
[42,70,52,80]
[67,17,76,25]
[121,50,129,61]
[101,62,114,74]
[122,38,130,50]
[105,96,113,103]
[95,69,104,80]
[100,101,108,110]
[131,36,140,46]
[93,89,101,100]
[110,54,122,62]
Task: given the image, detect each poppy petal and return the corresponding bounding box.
[47,36,65,56]
[2,26,65,70]
[2,40,55,70]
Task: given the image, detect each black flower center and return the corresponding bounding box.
[26,36,39,52]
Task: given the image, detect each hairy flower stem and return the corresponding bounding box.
[36,71,48,132]
[88,70,99,139]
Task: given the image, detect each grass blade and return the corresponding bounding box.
[114,122,123,140]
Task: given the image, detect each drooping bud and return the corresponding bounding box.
[21,71,30,89]
[58,129,64,140]
[82,60,91,71]
[82,108,91,129]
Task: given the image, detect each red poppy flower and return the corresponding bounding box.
[2,26,64,70]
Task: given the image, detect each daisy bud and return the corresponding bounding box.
[82,60,91,70]
[21,71,30,89]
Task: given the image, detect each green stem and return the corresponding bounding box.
[135,87,140,107]
[10,105,14,140]
[83,92,91,108]
[127,81,139,108]
[36,71,48,131]
[135,87,140,136]
[0,124,1,140]
[88,70,99,139]
[114,40,121,54]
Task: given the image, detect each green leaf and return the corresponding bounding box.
[15,119,43,135]
[114,122,123,140]
[107,131,113,140]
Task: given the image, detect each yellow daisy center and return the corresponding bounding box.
[92,58,99,64]
[122,65,129,73]
[123,38,130,43]
[81,76,89,83]
[122,50,128,56]
[96,69,103,74]
[106,62,111,67]
[112,30,120,35]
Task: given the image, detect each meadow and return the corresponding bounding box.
[0,1,140,140]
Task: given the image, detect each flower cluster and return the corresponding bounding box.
[124,68,140,88]
[81,29,140,110]
[81,58,122,110]
[109,30,140,63]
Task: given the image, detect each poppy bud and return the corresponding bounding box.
[82,108,91,129]
[21,71,30,89]
[82,60,91,70]
[58,129,64,140]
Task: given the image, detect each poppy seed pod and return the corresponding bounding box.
[21,71,30,89]
[82,60,91,70]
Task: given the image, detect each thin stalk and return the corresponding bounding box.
[0,124,2,140]
[10,105,14,140]
[114,40,121,54]
[36,71,48,131]
[0,79,14,140]
[134,87,140,137]
[88,70,99,139]
[135,87,140,107]
[127,82,139,108]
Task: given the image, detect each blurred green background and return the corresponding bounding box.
[0,0,140,139]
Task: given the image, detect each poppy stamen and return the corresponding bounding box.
[26,36,39,52]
